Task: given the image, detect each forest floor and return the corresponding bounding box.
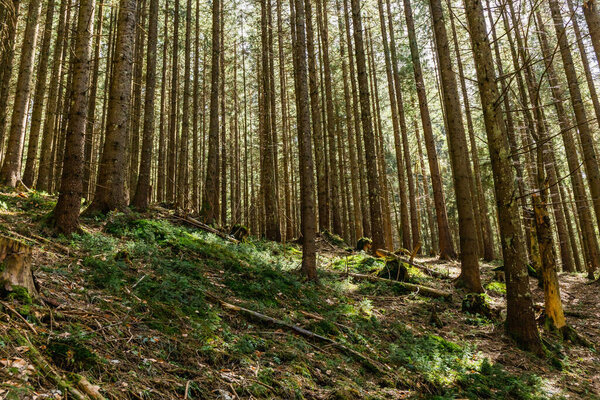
[0,189,598,399]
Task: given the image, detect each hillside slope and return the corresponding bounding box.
[0,190,598,399]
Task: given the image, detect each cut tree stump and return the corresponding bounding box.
[0,236,38,299]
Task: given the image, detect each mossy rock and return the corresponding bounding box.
[377,259,409,282]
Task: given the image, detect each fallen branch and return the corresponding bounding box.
[0,300,38,334]
[345,272,452,300]
[205,293,389,374]
[10,330,89,400]
[375,249,448,279]
[171,214,239,244]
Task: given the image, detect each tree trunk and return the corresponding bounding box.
[377,0,412,250]
[52,0,96,234]
[291,0,317,281]
[548,0,600,278]
[349,0,385,252]
[201,0,221,225]
[430,0,482,292]
[167,0,180,203]
[85,0,137,214]
[22,0,55,188]
[0,0,42,187]
[584,0,600,63]
[403,0,455,259]
[132,0,159,210]
[0,0,20,163]
[463,0,543,354]
[157,5,169,203]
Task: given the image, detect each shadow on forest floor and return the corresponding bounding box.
[0,189,598,399]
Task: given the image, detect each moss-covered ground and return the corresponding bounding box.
[0,190,598,399]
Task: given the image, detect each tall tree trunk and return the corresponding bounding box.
[86,0,137,214]
[448,0,494,261]
[548,0,600,279]
[82,2,104,200]
[36,0,67,192]
[201,0,221,225]
[403,0,455,259]
[304,0,328,233]
[157,5,169,203]
[22,0,56,188]
[0,0,42,187]
[584,0,600,63]
[167,0,180,203]
[192,0,200,212]
[463,0,543,354]
[0,0,20,162]
[534,9,600,275]
[343,0,369,238]
[291,0,317,280]
[176,0,193,209]
[430,0,482,292]
[336,0,362,242]
[53,0,96,234]
[133,0,159,210]
[349,0,385,252]
[377,0,412,250]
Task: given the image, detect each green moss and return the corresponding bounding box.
[6,285,33,304]
[485,281,506,294]
[47,335,99,372]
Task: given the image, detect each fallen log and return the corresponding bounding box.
[205,293,389,374]
[171,214,239,244]
[345,272,452,300]
[375,249,449,279]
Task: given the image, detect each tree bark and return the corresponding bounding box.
[53,0,96,234]
[85,0,137,214]
[584,0,600,63]
[22,0,55,188]
[132,0,159,210]
[403,0,455,259]
[430,0,482,292]
[0,0,42,187]
[463,0,543,354]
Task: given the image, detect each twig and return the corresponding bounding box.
[0,300,38,334]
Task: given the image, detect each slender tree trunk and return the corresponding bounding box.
[343,0,370,238]
[535,9,600,275]
[403,0,455,259]
[157,5,168,203]
[201,0,221,225]
[584,0,600,63]
[81,2,104,200]
[378,0,412,250]
[133,0,159,210]
[349,0,385,252]
[448,1,494,261]
[291,0,317,280]
[53,0,96,234]
[430,0,482,292]
[167,0,180,203]
[463,0,543,354]
[0,0,42,187]
[86,0,137,214]
[0,0,20,162]
[22,0,55,188]
[548,0,600,279]
[192,0,200,212]
[336,0,362,242]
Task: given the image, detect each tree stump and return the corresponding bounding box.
[0,236,38,299]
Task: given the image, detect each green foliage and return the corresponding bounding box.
[232,334,267,355]
[6,285,33,304]
[83,257,128,291]
[47,328,99,372]
[322,229,347,247]
[485,281,507,294]
[70,232,119,254]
